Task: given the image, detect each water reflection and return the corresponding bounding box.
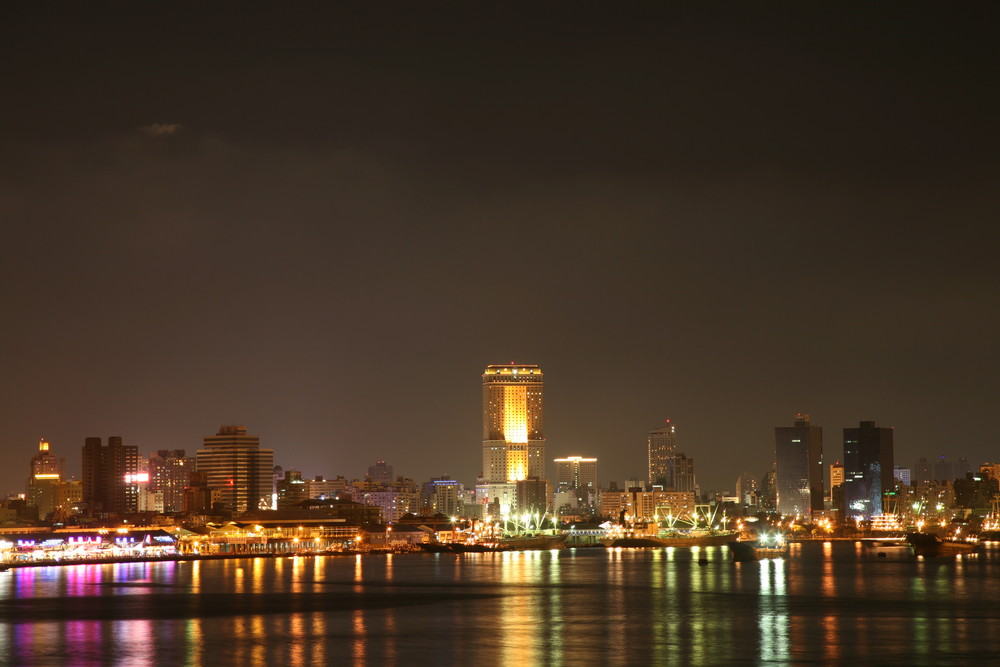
[758,558,789,662]
[3,544,1000,665]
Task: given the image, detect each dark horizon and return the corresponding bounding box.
[1,3,997,494]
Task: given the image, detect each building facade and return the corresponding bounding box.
[148,449,194,513]
[368,460,394,486]
[81,436,140,515]
[774,413,823,517]
[647,421,677,488]
[28,438,62,519]
[195,425,275,514]
[554,456,598,490]
[599,489,697,523]
[479,364,544,513]
[842,421,894,518]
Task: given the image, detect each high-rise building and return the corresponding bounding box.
[670,453,696,492]
[932,455,969,483]
[368,460,394,486]
[648,421,677,487]
[81,436,140,515]
[842,421,895,518]
[774,413,823,517]
[28,438,62,520]
[479,364,544,513]
[554,456,598,490]
[195,425,275,513]
[148,450,194,513]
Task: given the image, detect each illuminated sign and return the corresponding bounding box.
[124,473,150,484]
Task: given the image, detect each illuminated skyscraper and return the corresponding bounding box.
[774,413,823,517]
[482,364,544,483]
[648,421,677,487]
[195,425,275,513]
[479,364,544,513]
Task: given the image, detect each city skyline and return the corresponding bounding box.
[7,397,990,498]
[1,5,997,496]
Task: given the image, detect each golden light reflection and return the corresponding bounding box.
[384,600,398,667]
[546,553,563,665]
[251,615,266,666]
[289,614,306,667]
[822,613,840,661]
[499,551,543,667]
[312,609,327,665]
[232,613,247,664]
[185,617,204,667]
[291,555,304,594]
[252,557,264,594]
[352,609,367,667]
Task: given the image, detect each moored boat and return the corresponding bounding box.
[728,535,787,562]
[906,533,978,557]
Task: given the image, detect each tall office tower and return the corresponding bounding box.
[81,436,140,515]
[195,425,275,513]
[148,450,194,513]
[648,420,678,487]
[554,456,598,490]
[479,364,544,513]
[670,453,696,492]
[28,439,62,519]
[368,460,394,486]
[774,413,823,517]
[842,421,895,518]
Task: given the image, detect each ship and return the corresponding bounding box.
[609,531,738,548]
[501,534,568,550]
[906,532,979,557]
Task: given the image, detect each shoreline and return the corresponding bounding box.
[0,550,400,571]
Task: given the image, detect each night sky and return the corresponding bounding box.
[2,4,997,495]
